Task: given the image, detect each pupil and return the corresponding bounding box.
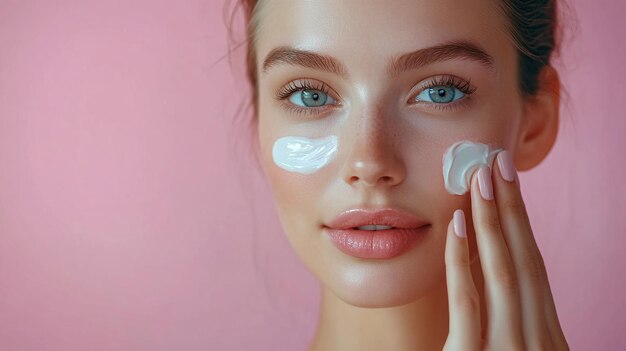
[438,89,446,97]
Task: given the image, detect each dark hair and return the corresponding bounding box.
[499,1,562,96]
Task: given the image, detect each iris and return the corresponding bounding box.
[298,89,328,107]
[428,86,456,103]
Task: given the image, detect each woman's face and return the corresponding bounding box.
[255,0,524,307]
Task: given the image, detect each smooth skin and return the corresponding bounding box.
[253,1,567,349]
[444,154,569,350]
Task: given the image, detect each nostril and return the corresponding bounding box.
[381,176,392,183]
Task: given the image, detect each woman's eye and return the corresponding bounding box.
[288,89,336,107]
[415,85,465,104]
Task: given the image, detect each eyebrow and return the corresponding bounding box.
[261,40,495,79]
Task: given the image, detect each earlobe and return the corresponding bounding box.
[514,66,561,171]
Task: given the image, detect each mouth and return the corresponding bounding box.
[324,207,428,230]
[323,208,430,259]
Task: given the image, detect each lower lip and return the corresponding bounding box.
[323,225,430,259]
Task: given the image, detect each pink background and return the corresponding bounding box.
[0,1,624,350]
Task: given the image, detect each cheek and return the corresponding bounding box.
[260,134,332,234]
[406,137,468,220]
[270,136,336,230]
[400,129,498,228]
[259,125,305,207]
[267,167,319,214]
[261,153,331,263]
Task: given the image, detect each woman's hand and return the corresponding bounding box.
[442,150,569,351]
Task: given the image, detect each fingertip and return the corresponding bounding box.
[469,167,481,200]
[453,209,467,239]
[496,149,516,183]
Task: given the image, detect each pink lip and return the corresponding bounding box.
[325,208,428,230]
[323,208,430,259]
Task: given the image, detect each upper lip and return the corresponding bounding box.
[324,208,429,230]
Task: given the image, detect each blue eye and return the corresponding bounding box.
[415,85,465,104]
[288,89,336,107]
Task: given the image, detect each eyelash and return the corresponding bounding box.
[411,75,477,112]
[274,78,337,116]
[274,75,476,116]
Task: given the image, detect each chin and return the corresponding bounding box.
[318,247,447,308]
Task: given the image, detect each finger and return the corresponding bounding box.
[542,277,570,350]
[492,150,555,348]
[470,165,524,348]
[444,209,481,350]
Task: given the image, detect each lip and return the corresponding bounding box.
[325,208,428,230]
[323,208,430,259]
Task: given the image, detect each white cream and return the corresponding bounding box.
[272,135,338,174]
[442,140,503,195]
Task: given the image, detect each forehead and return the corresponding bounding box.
[255,0,513,76]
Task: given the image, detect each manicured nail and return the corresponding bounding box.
[497,150,516,182]
[477,166,494,200]
[453,209,466,238]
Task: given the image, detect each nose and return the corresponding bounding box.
[340,106,407,188]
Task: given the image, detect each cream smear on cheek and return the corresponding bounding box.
[272,135,339,174]
[442,140,504,195]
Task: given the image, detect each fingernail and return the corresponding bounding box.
[453,209,466,238]
[477,166,494,200]
[497,150,516,182]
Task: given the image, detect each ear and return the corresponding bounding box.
[514,65,561,171]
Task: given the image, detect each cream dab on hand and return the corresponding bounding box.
[272,135,338,174]
[442,140,504,195]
